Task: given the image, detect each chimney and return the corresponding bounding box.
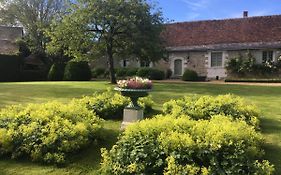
[243,11,248,18]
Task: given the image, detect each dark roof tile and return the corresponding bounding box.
[163,15,281,48]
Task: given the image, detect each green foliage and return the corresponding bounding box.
[116,68,129,77]
[164,156,209,175]
[182,69,198,81]
[73,89,154,120]
[0,0,68,54]
[116,68,139,78]
[0,101,102,164]
[226,52,281,78]
[163,94,260,128]
[48,63,65,81]
[166,69,172,79]
[47,0,166,83]
[92,68,106,78]
[15,39,31,57]
[21,70,48,81]
[0,55,22,82]
[137,68,165,80]
[63,61,92,81]
[126,68,139,76]
[100,115,273,174]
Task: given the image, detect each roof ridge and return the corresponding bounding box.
[166,14,281,25]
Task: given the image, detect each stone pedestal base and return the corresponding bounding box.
[121,108,143,129]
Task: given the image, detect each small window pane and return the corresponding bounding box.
[211,52,223,67]
[262,51,274,63]
[268,51,273,61]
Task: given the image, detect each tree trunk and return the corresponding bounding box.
[107,44,117,84]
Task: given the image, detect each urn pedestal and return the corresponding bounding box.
[114,87,151,129]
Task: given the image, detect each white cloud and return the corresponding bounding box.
[185,12,200,20]
[180,0,209,10]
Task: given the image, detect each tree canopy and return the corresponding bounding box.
[0,0,68,55]
[47,0,167,83]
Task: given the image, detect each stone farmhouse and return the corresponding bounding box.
[163,12,281,79]
[0,26,23,54]
[93,12,281,79]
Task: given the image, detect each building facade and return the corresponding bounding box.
[0,26,23,55]
[163,13,281,79]
[89,13,281,79]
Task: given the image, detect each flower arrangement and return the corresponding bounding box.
[117,77,152,89]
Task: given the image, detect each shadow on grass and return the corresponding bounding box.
[260,117,281,134]
[263,142,281,175]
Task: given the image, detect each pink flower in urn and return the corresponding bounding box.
[117,77,153,89]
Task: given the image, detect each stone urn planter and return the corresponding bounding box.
[114,87,151,110]
[115,77,152,129]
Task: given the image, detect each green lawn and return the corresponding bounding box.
[0,81,281,174]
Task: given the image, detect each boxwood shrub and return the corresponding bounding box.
[48,63,66,81]
[0,54,22,82]
[92,67,106,78]
[126,68,139,76]
[116,68,139,78]
[0,101,102,164]
[63,61,92,81]
[137,68,165,80]
[100,115,274,175]
[182,69,198,81]
[116,68,128,77]
[73,89,154,120]
[163,94,260,128]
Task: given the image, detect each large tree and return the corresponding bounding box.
[0,0,68,54]
[47,0,166,83]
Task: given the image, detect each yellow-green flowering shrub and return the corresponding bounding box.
[100,115,274,175]
[73,89,154,119]
[0,101,102,164]
[163,94,260,128]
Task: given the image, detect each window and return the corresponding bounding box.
[140,60,151,67]
[122,59,129,67]
[211,52,223,67]
[262,51,273,63]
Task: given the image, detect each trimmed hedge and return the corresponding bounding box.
[73,89,154,120]
[0,55,22,82]
[182,69,198,81]
[21,70,48,81]
[137,68,165,80]
[166,69,172,79]
[225,78,281,83]
[126,68,139,76]
[64,61,92,81]
[92,67,106,78]
[116,68,139,78]
[0,101,102,164]
[48,63,66,81]
[116,68,129,77]
[100,115,274,174]
[163,94,260,128]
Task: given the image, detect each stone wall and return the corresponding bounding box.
[0,26,23,55]
[168,51,207,77]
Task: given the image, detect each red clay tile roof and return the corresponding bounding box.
[163,15,281,48]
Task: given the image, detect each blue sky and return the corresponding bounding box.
[156,0,281,22]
